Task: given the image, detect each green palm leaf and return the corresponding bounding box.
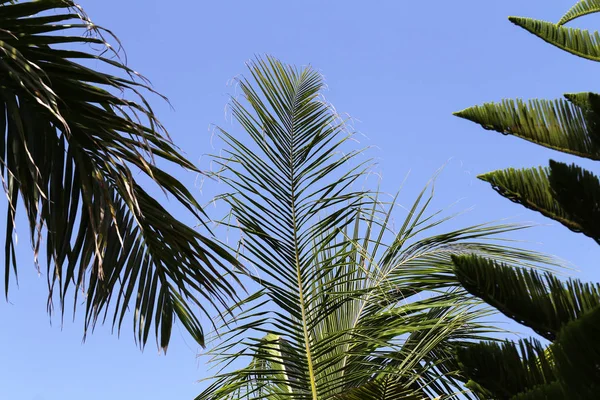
[197,56,559,399]
[452,255,600,341]
[457,307,600,399]
[479,163,600,243]
[456,339,557,399]
[331,377,424,400]
[0,0,238,351]
[454,92,600,160]
[558,0,600,26]
[510,382,569,400]
[549,305,600,394]
[509,16,600,62]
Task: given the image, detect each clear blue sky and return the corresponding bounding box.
[2,1,600,398]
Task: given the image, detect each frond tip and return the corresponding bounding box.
[478,163,600,243]
[558,0,600,26]
[452,254,600,341]
[509,16,600,62]
[454,92,600,161]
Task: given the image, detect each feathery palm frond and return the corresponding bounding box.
[547,160,600,241]
[452,255,600,341]
[478,163,600,243]
[0,0,238,351]
[456,339,557,399]
[509,17,600,62]
[453,92,600,161]
[510,382,570,400]
[198,56,559,400]
[549,305,600,393]
[456,305,600,399]
[331,376,425,400]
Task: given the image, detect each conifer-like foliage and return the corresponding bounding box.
[0,0,238,351]
[199,57,556,400]
[454,1,600,397]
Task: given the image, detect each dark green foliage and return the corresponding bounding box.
[0,0,239,351]
[453,1,600,398]
[548,161,600,243]
[550,306,600,393]
[452,255,600,341]
[456,339,555,399]
[454,95,600,160]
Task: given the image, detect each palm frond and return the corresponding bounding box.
[558,0,600,26]
[0,0,238,351]
[202,55,370,400]
[547,160,600,242]
[550,305,600,393]
[458,307,600,399]
[509,17,600,62]
[454,93,600,160]
[478,164,600,243]
[331,377,425,400]
[452,254,600,341]
[456,339,557,399]
[510,382,568,400]
[199,56,560,399]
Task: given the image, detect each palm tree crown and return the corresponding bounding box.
[198,57,556,400]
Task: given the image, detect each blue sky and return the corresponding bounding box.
[2,1,600,398]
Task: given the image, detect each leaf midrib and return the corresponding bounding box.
[286,71,319,400]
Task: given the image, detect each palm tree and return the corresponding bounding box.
[197,56,556,399]
[452,1,600,397]
[0,0,238,351]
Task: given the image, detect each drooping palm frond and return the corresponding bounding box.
[196,56,560,400]
[453,93,600,160]
[559,0,600,26]
[478,163,600,243]
[509,17,600,62]
[452,255,600,341]
[0,0,239,351]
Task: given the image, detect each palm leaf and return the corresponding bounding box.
[0,0,239,351]
[454,92,600,160]
[509,16,600,62]
[456,339,557,399]
[452,254,600,341]
[478,163,600,243]
[510,382,569,400]
[558,0,600,26]
[550,305,600,394]
[200,56,369,400]
[547,160,600,242]
[331,376,425,400]
[458,307,600,399]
